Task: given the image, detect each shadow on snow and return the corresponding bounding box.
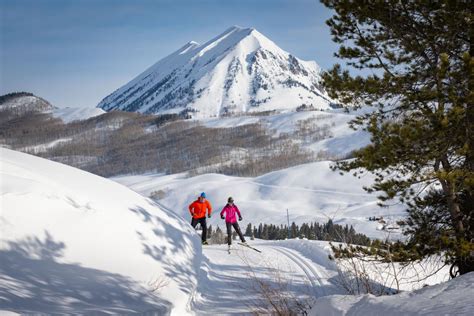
[0,231,170,315]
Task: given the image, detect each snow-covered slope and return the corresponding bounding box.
[200,109,371,158]
[0,93,53,113]
[313,272,474,316]
[51,107,106,123]
[0,148,201,315]
[98,26,334,118]
[113,161,406,239]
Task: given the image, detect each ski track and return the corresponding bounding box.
[271,246,327,296]
[156,200,333,312]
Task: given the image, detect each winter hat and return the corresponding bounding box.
[200,192,206,198]
[228,197,234,203]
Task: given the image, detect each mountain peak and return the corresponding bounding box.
[224,25,255,33]
[98,27,331,117]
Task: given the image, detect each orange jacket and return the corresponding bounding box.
[189,198,212,219]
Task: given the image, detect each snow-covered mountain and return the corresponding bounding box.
[98,26,334,118]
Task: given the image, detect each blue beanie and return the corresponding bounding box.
[200,192,206,198]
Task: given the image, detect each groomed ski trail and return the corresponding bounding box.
[271,246,328,296]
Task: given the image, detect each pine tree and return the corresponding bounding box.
[207,224,213,239]
[245,223,253,236]
[290,222,298,239]
[261,224,269,240]
[321,1,473,274]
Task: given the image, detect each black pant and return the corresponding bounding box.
[226,222,246,245]
[191,217,207,242]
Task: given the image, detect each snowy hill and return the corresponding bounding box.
[98,26,334,118]
[0,92,53,113]
[0,148,201,315]
[113,161,406,239]
[0,92,105,123]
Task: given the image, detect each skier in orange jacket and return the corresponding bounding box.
[189,192,212,245]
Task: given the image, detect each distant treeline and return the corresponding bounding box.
[207,219,371,246]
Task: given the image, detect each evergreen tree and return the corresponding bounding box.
[245,223,253,236]
[321,1,473,274]
[261,224,269,240]
[207,225,213,240]
[257,223,263,239]
[290,222,298,239]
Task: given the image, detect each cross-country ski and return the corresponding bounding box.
[238,242,262,253]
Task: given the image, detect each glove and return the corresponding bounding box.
[239,216,242,221]
[221,215,225,219]
[208,214,211,218]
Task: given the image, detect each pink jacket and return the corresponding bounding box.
[220,204,242,223]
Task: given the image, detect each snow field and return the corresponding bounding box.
[113,160,406,240]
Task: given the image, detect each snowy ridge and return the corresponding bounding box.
[98,26,334,118]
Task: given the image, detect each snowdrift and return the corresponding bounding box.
[312,272,474,316]
[0,148,201,315]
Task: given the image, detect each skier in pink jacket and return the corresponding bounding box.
[220,197,246,248]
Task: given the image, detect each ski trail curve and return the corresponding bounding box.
[271,246,327,296]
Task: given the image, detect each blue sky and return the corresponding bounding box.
[0,0,339,108]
